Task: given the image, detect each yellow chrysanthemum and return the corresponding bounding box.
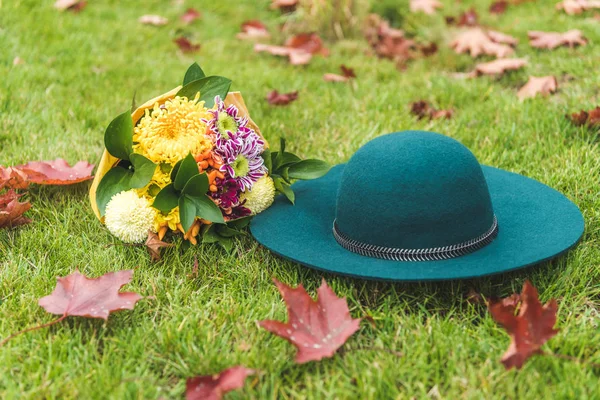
[240,175,275,215]
[154,207,180,232]
[133,94,213,165]
[137,165,173,199]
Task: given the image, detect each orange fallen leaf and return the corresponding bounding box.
[556,0,600,14]
[180,8,201,24]
[174,37,201,53]
[0,190,31,229]
[528,30,587,49]
[410,0,443,14]
[489,281,558,370]
[451,28,516,58]
[517,76,558,100]
[266,90,298,106]
[472,58,528,76]
[237,20,270,40]
[323,65,356,82]
[254,43,312,65]
[138,15,168,26]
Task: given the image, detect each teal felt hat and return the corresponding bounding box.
[250,131,584,281]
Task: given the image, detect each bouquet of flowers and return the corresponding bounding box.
[89,63,330,250]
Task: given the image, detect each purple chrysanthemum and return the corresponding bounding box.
[202,95,250,144]
[210,177,242,209]
[215,132,266,191]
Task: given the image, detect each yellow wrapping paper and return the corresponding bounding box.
[89,89,268,221]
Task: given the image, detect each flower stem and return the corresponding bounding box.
[0,315,67,347]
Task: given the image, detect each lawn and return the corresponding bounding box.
[2,0,600,398]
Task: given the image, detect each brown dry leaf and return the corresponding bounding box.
[568,106,600,128]
[174,37,201,53]
[266,90,299,106]
[181,8,201,24]
[473,58,528,76]
[254,43,312,65]
[457,8,479,26]
[13,57,24,66]
[364,14,416,67]
[145,231,174,262]
[285,33,329,57]
[138,15,168,26]
[451,28,516,58]
[270,0,299,12]
[0,190,31,229]
[517,76,558,100]
[0,167,29,190]
[254,33,327,66]
[490,1,509,14]
[323,65,356,82]
[54,0,86,12]
[419,42,439,56]
[237,20,270,40]
[528,30,587,49]
[410,0,443,14]
[556,0,600,14]
[410,100,453,120]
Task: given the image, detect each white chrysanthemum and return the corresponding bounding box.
[240,175,275,215]
[105,190,157,243]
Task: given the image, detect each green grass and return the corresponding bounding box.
[2,0,600,398]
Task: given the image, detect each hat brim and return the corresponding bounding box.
[250,165,584,281]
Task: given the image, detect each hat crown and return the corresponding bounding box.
[335,131,495,250]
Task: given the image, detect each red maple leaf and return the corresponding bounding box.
[1,269,142,347]
[266,90,298,106]
[16,158,94,185]
[186,366,254,400]
[181,8,201,24]
[39,269,142,320]
[259,278,361,363]
[0,190,31,229]
[488,280,559,369]
[174,37,201,53]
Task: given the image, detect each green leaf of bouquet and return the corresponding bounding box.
[262,149,272,174]
[183,62,206,85]
[96,166,133,216]
[274,178,295,204]
[179,196,197,233]
[227,216,252,230]
[272,151,301,171]
[201,224,219,243]
[287,159,331,180]
[216,236,234,253]
[216,224,244,238]
[188,195,225,224]
[182,173,209,197]
[128,154,156,188]
[176,76,232,108]
[152,183,179,213]
[104,111,133,161]
[274,138,286,169]
[170,159,182,182]
[174,154,199,191]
